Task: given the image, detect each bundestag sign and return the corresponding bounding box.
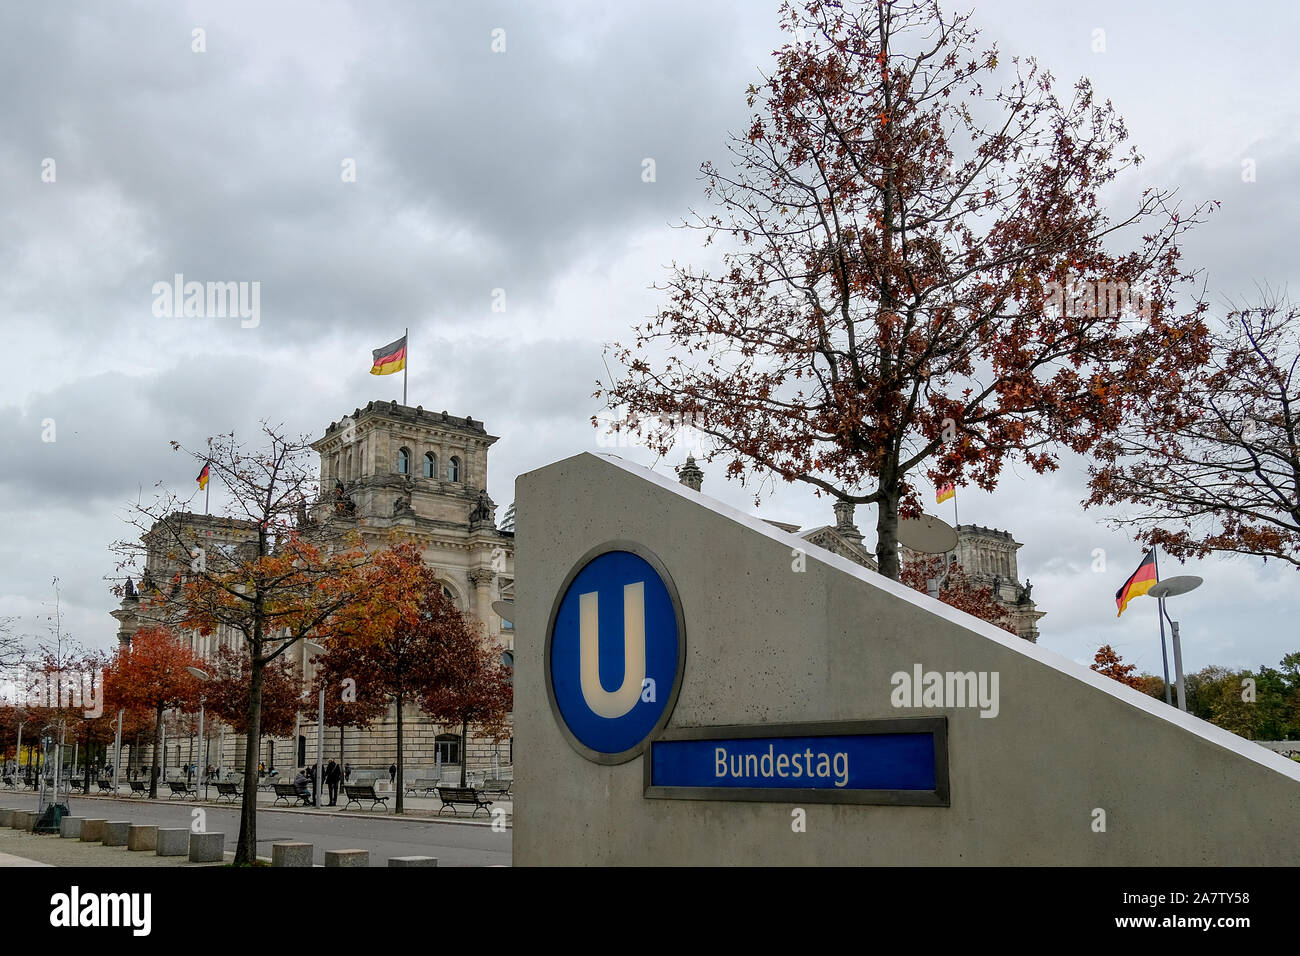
[545,540,949,803]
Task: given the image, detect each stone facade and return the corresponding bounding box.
[109,400,515,781]
[688,466,1044,643]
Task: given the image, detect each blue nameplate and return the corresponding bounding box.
[644,718,948,806]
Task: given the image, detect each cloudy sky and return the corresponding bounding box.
[1,0,1296,681]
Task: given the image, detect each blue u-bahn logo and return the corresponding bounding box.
[546,543,685,764]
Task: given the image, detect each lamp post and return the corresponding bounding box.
[187,667,212,800]
[112,709,124,795]
[1147,576,1203,713]
[302,642,325,808]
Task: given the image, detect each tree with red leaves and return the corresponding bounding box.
[113,422,373,861]
[421,629,513,788]
[316,543,472,813]
[203,644,300,769]
[1091,644,1145,689]
[599,0,1212,580]
[900,554,1015,633]
[1088,295,1300,569]
[103,626,202,798]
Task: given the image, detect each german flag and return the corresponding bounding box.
[196,462,210,491]
[1115,547,1157,617]
[370,335,407,376]
[936,483,955,504]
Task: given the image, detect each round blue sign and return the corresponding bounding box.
[545,544,685,764]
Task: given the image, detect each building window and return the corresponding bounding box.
[435,733,460,766]
[423,452,436,478]
[397,447,410,475]
[449,456,461,482]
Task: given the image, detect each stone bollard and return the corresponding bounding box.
[18,811,38,832]
[324,849,369,868]
[128,825,158,851]
[189,831,225,863]
[271,842,314,867]
[0,809,13,827]
[102,821,131,847]
[8,810,29,830]
[80,819,106,842]
[156,828,189,857]
[59,817,84,839]
[388,856,438,867]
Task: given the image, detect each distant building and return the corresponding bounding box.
[110,399,515,781]
[681,457,1044,642]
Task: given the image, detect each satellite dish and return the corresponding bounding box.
[896,515,958,555]
[1148,576,1203,599]
[491,600,514,620]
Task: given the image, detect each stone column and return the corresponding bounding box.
[468,568,495,633]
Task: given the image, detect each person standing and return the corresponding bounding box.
[325,759,341,806]
[389,763,396,787]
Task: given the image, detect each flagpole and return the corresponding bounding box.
[1153,546,1172,706]
[204,439,211,516]
[403,326,408,406]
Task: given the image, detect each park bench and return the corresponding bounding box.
[437,786,493,818]
[342,784,389,812]
[258,775,280,792]
[128,780,148,797]
[97,779,115,794]
[69,779,85,792]
[404,778,440,796]
[1,776,14,789]
[482,778,513,796]
[272,783,309,807]
[215,781,242,803]
[167,780,196,799]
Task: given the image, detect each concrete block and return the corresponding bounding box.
[324,849,368,867]
[271,842,314,867]
[128,825,158,851]
[0,809,13,827]
[59,817,84,839]
[189,831,225,863]
[18,811,37,832]
[156,828,189,856]
[388,855,438,867]
[8,810,28,830]
[102,821,131,846]
[80,819,106,842]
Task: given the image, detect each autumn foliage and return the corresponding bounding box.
[103,626,203,797]
[1090,644,1145,690]
[900,555,1015,634]
[599,0,1212,579]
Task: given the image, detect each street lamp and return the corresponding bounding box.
[302,642,325,808]
[1147,576,1202,713]
[187,667,212,800]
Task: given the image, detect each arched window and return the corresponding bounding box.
[449,456,461,482]
[423,452,436,478]
[397,447,410,475]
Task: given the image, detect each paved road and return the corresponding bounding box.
[0,797,511,867]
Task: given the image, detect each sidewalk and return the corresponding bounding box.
[2,783,512,826]
[0,828,223,867]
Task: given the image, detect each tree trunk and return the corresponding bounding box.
[876,482,902,581]
[149,703,164,799]
[395,694,404,814]
[459,718,468,787]
[82,731,92,795]
[235,650,265,864]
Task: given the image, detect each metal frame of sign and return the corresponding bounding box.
[544,539,689,766]
[644,717,950,806]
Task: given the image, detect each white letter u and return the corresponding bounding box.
[579,582,647,718]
